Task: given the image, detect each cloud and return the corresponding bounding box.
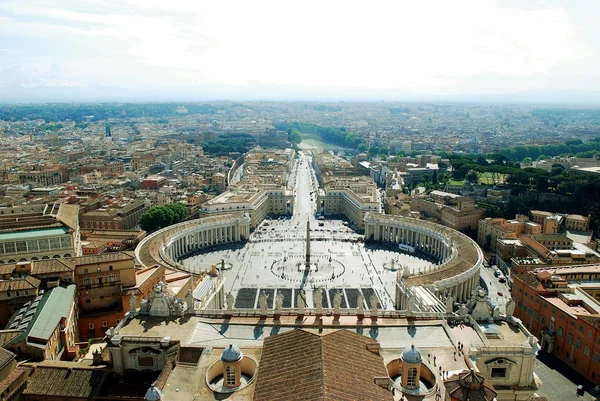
[0,0,595,97]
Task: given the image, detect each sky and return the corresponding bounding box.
[1,0,600,101]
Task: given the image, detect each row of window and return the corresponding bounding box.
[0,237,72,255]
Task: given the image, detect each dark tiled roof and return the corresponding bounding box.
[0,367,30,395]
[444,369,497,401]
[0,330,23,347]
[0,347,15,369]
[513,273,541,290]
[31,259,75,275]
[22,364,107,398]
[578,315,600,328]
[254,329,393,401]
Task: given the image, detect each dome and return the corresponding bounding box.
[221,344,242,362]
[401,345,422,364]
[144,386,163,401]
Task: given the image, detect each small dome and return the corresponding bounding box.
[221,344,242,362]
[401,345,422,364]
[144,386,163,401]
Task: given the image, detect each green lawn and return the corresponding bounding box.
[478,172,506,185]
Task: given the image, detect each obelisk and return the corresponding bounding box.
[305,221,311,269]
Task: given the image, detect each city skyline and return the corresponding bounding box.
[2,0,600,102]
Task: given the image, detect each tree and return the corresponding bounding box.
[139,203,188,232]
[465,170,479,183]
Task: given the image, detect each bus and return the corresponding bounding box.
[398,244,415,253]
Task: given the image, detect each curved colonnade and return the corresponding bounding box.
[364,213,483,302]
[135,213,250,270]
[135,211,483,305]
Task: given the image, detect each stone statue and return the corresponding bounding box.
[226,292,234,311]
[506,298,516,318]
[406,294,416,313]
[173,299,184,316]
[357,293,365,314]
[370,294,378,315]
[314,288,323,314]
[140,298,150,314]
[129,294,137,313]
[275,292,284,312]
[445,295,454,313]
[185,289,194,314]
[297,293,305,314]
[259,291,269,314]
[333,291,343,314]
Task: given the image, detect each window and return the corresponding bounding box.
[89,323,94,329]
[226,365,237,386]
[588,330,593,339]
[406,367,418,387]
[579,325,584,333]
[557,327,563,337]
[6,292,10,298]
[594,352,600,363]
[585,346,590,356]
[491,368,507,378]
[84,268,88,274]
[116,319,120,324]
[138,356,154,367]
[109,266,113,271]
[568,334,573,344]
[102,321,108,328]
[576,339,581,349]
[571,321,575,327]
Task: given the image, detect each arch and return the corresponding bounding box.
[52,255,60,259]
[31,257,38,261]
[42,256,49,260]
[64,253,72,258]
[18,258,27,262]
[8,260,16,263]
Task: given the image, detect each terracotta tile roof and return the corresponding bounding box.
[0,330,24,347]
[0,347,15,370]
[444,369,497,401]
[31,258,75,275]
[0,367,30,396]
[0,276,40,292]
[513,273,542,290]
[578,315,600,329]
[22,364,108,398]
[253,329,393,401]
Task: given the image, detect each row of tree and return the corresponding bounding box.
[274,122,364,149]
[0,103,221,123]
[201,133,256,156]
[139,203,188,232]
[497,137,600,162]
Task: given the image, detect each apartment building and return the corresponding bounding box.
[513,269,600,383]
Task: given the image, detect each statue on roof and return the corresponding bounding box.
[357,293,365,314]
[258,291,269,314]
[333,291,343,314]
[275,292,284,312]
[314,288,323,314]
[226,292,234,311]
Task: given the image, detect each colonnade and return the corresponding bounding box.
[364,214,483,304]
[369,222,450,261]
[168,224,243,261]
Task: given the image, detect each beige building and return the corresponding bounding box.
[5,284,79,361]
[318,176,379,231]
[130,153,156,172]
[566,214,590,231]
[411,190,483,232]
[80,199,149,230]
[0,203,81,264]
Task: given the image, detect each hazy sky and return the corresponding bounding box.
[1,0,600,100]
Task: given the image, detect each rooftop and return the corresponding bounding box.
[0,227,68,241]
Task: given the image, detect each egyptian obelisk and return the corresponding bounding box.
[305,221,311,269]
